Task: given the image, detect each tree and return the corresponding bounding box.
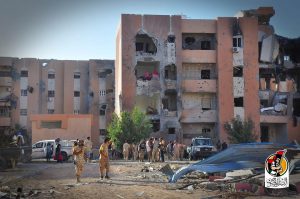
[107,107,152,150]
[224,116,257,144]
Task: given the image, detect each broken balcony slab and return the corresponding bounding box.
[170,143,300,183]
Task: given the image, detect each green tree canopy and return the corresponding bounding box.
[107,107,152,150]
[224,116,257,144]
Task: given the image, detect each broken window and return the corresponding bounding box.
[233,67,243,77]
[48,90,55,97]
[99,109,105,116]
[48,73,55,79]
[20,71,28,77]
[135,33,157,54]
[163,91,177,111]
[48,109,54,114]
[265,78,271,90]
[202,128,211,133]
[167,35,175,43]
[168,128,175,134]
[0,71,11,77]
[201,70,210,79]
[260,126,269,142]
[260,99,268,108]
[99,129,107,136]
[21,89,27,96]
[182,33,216,50]
[74,91,80,97]
[151,119,160,132]
[74,72,80,79]
[0,106,10,117]
[234,97,244,107]
[164,64,177,80]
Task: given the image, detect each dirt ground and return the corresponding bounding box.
[0,160,299,199]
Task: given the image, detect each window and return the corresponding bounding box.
[99,129,106,136]
[74,110,80,114]
[74,72,80,79]
[74,91,80,97]
[48,73,55,79]
[135,42,144,51]
[100,109,106,116]
[202,98,211,110]
[233,36,243,48]
[99,90,106,96]
[48,109,54,114]
[20,109,27,116]
[21,89,28,96]
[234,97,244,107]
[202,128,211,133]
[168,128,175,134]
[48,90,55,97]
[34,142,43,148]
[0,107,9,117]
[201,70,210,79]
[233,67,243,77]
[0,71,11,77]
[20,71,28,77]
[41,121,62,129]
[201,41,211,50]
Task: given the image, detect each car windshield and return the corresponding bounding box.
[194,139,211,146]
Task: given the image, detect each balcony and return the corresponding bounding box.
[182,79,216,93]
[0,77,12,87]
[0,117,11,126]
[260,115,288,123]
[180,109,216,123]
[136,79,161,96]
[182,50,216,63]
[165,79,176,90]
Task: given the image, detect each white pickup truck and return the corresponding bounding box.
[32,140,75,161]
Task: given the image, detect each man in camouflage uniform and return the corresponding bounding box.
[73,140,85,183]
[99,137,111,179]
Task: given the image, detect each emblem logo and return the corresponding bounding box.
[265,149,289,188]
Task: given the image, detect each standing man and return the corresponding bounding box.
[146,138,153,162]
[152,138,159,162]
[99,137,111,179]
[123,140,130,161]
[138,140,146,162]
[159,138,166,162]
[73,140,85,183]
[84,137,93,163]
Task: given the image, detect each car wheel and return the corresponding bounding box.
[61,152,68,162]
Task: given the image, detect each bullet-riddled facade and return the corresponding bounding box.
[115,7,300,145]
[0,58,114,147]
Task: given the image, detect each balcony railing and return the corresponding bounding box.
[136,79,161,96]
[180,109,216,123]
[182,79,217,93]
[0,117,11,126]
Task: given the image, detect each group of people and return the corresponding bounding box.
[122,138,187,162]
[72,137,112,183]
[216,140,228,151]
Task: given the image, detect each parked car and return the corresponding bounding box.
[187,137,214,160]
[32,140,74,161]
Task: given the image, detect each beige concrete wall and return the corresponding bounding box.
[181,19,216,33]
[181,109,216,123]
[260,115,289,123]
[182,80,217,93]
[31,114,92,144]
[182,50,216,63]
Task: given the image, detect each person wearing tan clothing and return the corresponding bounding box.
[99,137,111,179]
[123,140,130,161]
[73,140,85,183]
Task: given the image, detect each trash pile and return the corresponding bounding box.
[162,142,300,197]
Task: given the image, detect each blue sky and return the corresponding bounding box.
[0,0,299,60]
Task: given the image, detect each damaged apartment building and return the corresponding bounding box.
[0,57,114,146]
[115,7,300,145]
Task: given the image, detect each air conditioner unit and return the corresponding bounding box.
[232,47,239,53]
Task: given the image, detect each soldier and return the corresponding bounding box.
[84,136,93,163]
[123,140,130,161]
[73,140,85,183]
[99,137,111,179]
[138,140,146,162]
